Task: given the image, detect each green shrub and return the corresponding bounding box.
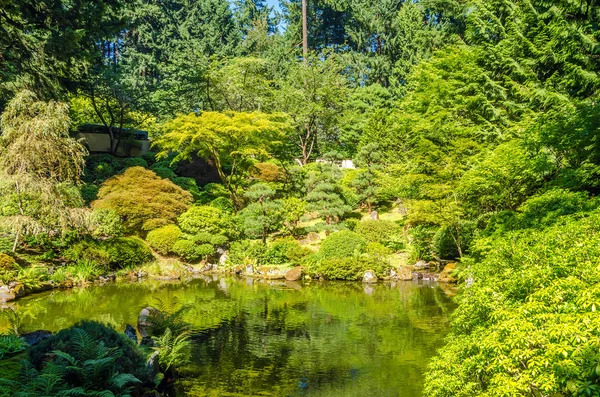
[354,220,398,244]
[172,240,202,262]
[64,240,110,269]
[102,237,153,268]
[142,218,172,232]
[228,240,266,266]
[210,197,235,213]
[121,157,148,169]
[84,154,122,183]
[80,183,99,203]
[146,225,182,255]
[90,208,123,238]
[312,256,386,281]
[141,152,157,166]
[172,177,202,201]
[178,205,225,235]
[151,166,177,180]
[425,211,600,396]
[196,244,215,258]
[319,230,367,259]
[151,159,178,172]
[0,334,26,359]
[264,237,311,266]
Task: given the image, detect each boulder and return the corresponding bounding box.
[285,266,303,281]
[396,266,413,281]
[370,210,379,220]
[307,232,321,242]
[219,251,229,265]
[363,270,378,284]
[413,260,429,270]
[146,351,160,378]
[438,262,457,283]
[124,324,138,344]
[21,330,52,346]
[245,264,254,275]
[137,307,163,338]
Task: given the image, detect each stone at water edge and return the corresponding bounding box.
[285,266,303,281]
[21,330,52,346]
[137,307,162,338]
[413,260,429,270]
[124,324,138,344]
[363,270,378,284]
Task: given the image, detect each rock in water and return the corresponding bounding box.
[363,270,378,284]
[137,307,162,338]
[285,266,303,281]
[21,330,52,346]
[124,324,138,344]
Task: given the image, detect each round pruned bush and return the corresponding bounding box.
[178,205,224,235]
[121,157,148,169]
[228,240,266,266]
[210,197,235,214]
[312,256,386,281]
[146,224,182,255]
[354,220,399,244]
[319,230,367,260]
[264,237,312,266]
[151,166,176,180]
[102,237,154,268]
[173,240,200,262]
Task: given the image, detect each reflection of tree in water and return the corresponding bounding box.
[0,278,455,397]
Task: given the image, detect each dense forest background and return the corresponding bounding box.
[1,0,600,396]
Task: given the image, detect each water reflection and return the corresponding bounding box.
[0,278,456,397]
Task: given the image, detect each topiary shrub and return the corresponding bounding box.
[83,154,122,183]
[146,224,182,255]
[264,237,312,266]
[102,237,153,268]
[172,240,202,262]
[210,197,235,214]
[121,157,148,169]
[312,256,386,281]
[319,230,367,260]
[151,166,176,180]
[354,220,399,244]
[172,177,202,201]
[178,205,225,235]
[228,240,266,266]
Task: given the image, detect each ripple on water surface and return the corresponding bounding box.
[0,277,456,397]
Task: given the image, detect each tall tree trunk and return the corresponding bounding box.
[302,0,308,64]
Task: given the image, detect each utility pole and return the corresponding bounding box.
[302,0,308,64]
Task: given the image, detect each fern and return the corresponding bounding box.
[152,327,191,373]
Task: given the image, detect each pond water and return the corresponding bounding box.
[0,277,456,397]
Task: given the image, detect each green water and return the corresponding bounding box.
[0,277,456,397]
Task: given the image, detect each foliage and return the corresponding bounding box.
[121,157,148,169]
[311,256,387,281]
[431,222,476,260]
[0,254,17,271]
[92,167,192,234]
[239,183,282,242]
[319,230,367,260]
[178,205,230,236]
[146,225,182,255]
[354,220,399,245]
[156,111,289,206]
[228,240,267,266]
[263,237,312,266]
[425,211,600,396]
[102,237,154,269]
[0,90,88,251]
[305,163,352,224]
[172,240,202,262]
[152,328,192,374]
[279,197,307,235]
[8,321,150,396]
[0,334,26,360]
[89,208,123,238]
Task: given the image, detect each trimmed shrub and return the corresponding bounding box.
[83,154,122,183]
[151,166,177,180]
[103,237,153,268]
[210,197,235,214]
[264,237,311,266]
[64,240,111,269]
[80,183,99,204]
[146,225,182,255]
[228,240,266,266]
[90,209,123,238]
[121,157,148,169]
[172,240,202,262]
[313,256,386,281]
[151,160,178,172]
[172,177,202,201]
[178,205,224,235]
[319,230,367,259]
[354,220,398,244]
[142,218,172,232]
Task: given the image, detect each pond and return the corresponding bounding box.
[0,277,456,397]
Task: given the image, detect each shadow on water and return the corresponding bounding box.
[0,277,456,397]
